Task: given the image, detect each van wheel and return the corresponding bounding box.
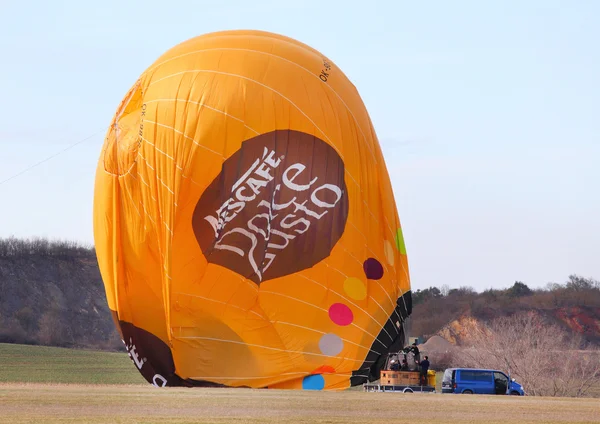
[463,390,473,394]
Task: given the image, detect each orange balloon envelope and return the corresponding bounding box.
[93,29,412,390]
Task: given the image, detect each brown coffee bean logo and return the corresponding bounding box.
[193,130,349,285]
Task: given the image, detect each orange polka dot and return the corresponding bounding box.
[312,365,335,374]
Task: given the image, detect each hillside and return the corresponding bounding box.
[0,237,121,350]
[1,236,599,352]
[410,279,600,346]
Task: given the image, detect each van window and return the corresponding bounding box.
[494,372,507,382]
[460,370,493,382]
[442,369,455,383]
[494,372,509,394]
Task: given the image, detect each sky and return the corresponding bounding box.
[0,0,598,292]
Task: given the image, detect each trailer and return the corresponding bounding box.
[363,382,436,393]
[362,349,437,393]
[363,370,437,393]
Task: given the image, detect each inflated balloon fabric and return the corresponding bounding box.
[93,29,412,391]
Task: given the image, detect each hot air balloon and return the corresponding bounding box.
[93,29,411,391]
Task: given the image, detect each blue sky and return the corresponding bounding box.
[0,0,598,292]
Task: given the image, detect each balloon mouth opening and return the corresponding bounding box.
[103,80,144,176]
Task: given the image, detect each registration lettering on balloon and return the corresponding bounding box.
[136,103,146,149]
[320,57,332,82]
[193,130,349,285]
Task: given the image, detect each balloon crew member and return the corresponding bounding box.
[410,341,420,363]
[419,356,430,386]
[400,358,408,371]
[402,340,421,364]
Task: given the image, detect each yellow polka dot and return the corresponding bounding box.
[384,240,395,266]
[344,277,367,300]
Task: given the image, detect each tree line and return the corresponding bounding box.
[410,275,600,344]
[0,236,95,258]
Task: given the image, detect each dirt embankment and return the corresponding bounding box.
[0,239,121,350]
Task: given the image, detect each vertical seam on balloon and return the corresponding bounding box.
[121,174,151,232]
[136,153,160,202]
[135,186,157,225]
[111,162,173,273]
[121,178,142,218]
[124,151,175,237]
[147,109,169,294]
[138,139,178,201]
[163,221,174,236]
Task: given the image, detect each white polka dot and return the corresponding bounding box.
[318,333,343,356]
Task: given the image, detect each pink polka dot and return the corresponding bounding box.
[328,303,353,326]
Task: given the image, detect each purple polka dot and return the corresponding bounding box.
[328,303,354,326]
[363,258,383,280]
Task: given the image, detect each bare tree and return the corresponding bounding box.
[458,312,600,397]
[37,307,65,346]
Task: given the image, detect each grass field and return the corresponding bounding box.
[0,342,145,385]
[1,343,599,423]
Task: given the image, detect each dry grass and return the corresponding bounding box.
[1,343,599,423]
[1,383,599,424]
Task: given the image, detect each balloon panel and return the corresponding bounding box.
[93,29,412,390]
